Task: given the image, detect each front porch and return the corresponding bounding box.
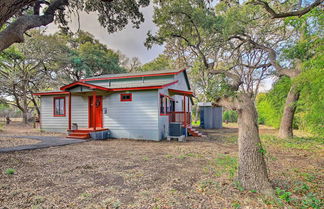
[169,112,191,127]
[167,89,203,137]
[60,82,112,139]
[168,88,194,128]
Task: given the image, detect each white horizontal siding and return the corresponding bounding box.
[69,86,92,92]
[143,75,174,83]
[173,72,189,91]
[40,96,68,133]
[40,95,89,132]
[71,96,88,128]
[103,91,159,140]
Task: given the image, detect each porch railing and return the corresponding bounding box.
[169,112,191,126]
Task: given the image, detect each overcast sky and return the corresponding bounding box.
[47,5,163,64]
[46,5,273,91]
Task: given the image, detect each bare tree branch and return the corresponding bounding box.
[230,34,301,78]
[0,0,69,51]
[210,69,243,91]
[214,96,240,110]
[250,0,323,18]
[241,63,272,69]
[33,0,50,15]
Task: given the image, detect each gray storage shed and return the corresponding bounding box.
[199,102,223,129]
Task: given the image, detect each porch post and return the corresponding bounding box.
[92,91,96,131]
[188,96,190,125]
[183,94,186,127]
[187,96,190,112]
[68,92,72,130]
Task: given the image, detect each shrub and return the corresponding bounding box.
[5,168,16,175]
[302,193,323,209]
[275,187,292,203]
[223,110,238,123]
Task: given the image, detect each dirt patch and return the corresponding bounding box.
[1,121,65,137]
[0,124,322,208]
[0,136,40,148]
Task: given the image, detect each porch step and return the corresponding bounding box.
[67,128,109,139]
[69,132,90,137]
[187,126,205,137]
[67,135,90,139]
[67,131,90,139]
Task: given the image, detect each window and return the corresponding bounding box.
[170,100,175,112]
[160,94,165,114]
[160,94,174,115]
[165,97,170,113]
[53,97,65,117]
[120,93,132,102]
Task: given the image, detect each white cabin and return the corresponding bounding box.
[34,69,194,140]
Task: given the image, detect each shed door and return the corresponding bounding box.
[88,96,103,128]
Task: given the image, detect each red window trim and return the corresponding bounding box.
[53,97,66,117]
[120,93,132,102]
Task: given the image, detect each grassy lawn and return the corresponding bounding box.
[0,124,323,208]
[0,121,4,132]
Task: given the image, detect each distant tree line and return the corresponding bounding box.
[0,29,151,124]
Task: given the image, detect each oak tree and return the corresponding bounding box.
[148,0,274,193]
[0,0,150,51]
[248,0,323,138]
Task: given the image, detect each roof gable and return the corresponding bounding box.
[60,82,111,91]
[182,69,191,90]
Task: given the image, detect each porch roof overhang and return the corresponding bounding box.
[168,89,195,97]
[168,89,195,105]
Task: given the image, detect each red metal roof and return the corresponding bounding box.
[80,68,186,82]
[33,81,180,96]
[33,91,69,96]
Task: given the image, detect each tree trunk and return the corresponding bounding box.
[0,0,69,52]
[194,104,199,123]
[0,0,37,27]
[278,85,300,138]
[31,96,41,119]
[237,97,273,194]
[22,79,28,124]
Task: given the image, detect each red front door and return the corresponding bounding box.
[88,96,103,128]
